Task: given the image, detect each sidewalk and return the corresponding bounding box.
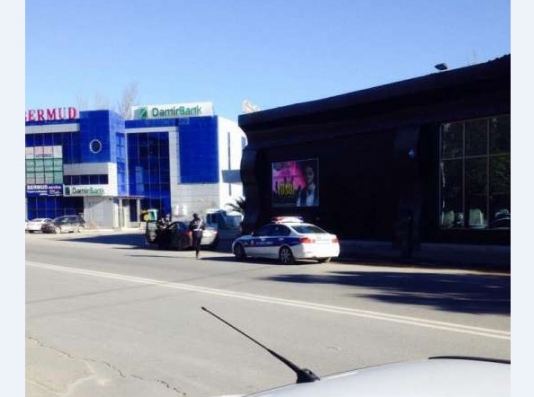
[337,240,511,273]
[215,235,510,273]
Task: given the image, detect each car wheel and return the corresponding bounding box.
[233,243,246,260]
[54,226,61,234]
[279,246,295,265]
[317,257,331,263]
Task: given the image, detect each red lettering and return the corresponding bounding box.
[68,107,78,119]
[27,110,36,122]
[26,107,78,122]
[46,109,57,120]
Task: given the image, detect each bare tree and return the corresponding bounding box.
[93,92,110,110]
[76,94,89,111]
[116,82,139,119]
[73,82,139,117]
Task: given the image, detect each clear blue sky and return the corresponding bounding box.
[26,0,510,122]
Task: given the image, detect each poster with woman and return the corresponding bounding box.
[272,159,319,208]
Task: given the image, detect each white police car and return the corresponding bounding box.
[231,217,340,264]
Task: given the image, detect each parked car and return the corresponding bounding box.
[42,215,86,234]
[231,217,340,264]
[155,221,219,250]
[26,218,53,233]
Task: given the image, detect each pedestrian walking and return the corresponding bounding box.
[188,213,205,258]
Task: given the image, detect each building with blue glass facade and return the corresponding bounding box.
[25,102,246,229]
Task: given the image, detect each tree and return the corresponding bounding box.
[225,196,246,215]
[74,82,139,118]
[116,82,139,119]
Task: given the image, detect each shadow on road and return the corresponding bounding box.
[263,271,510,315]
[47,233,510,315]
[57,233,146,246]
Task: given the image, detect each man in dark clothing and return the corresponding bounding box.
[188,213,205,258]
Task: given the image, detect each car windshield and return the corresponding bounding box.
[291,224,328,234]
[31,218,47,222]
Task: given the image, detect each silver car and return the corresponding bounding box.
[26,218,53,233]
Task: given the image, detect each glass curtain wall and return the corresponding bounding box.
[439,115,510,230]
[25,132,83,219]
[127,132,171,215]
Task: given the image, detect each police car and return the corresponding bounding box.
[231,217,340,264]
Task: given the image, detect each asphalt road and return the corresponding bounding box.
[25,230,510,397]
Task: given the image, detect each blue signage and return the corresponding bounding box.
[26,184,63,197]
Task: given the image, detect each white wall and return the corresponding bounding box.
[84,196,115,229]
[173,183,220,218]
[217,116,246,210]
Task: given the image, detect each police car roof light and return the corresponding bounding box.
[272,216,304,223]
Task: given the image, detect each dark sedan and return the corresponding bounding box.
[42,215,86,234]
[155,221,218,250]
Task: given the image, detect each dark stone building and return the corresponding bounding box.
[238,55,510,253]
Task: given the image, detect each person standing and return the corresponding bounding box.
[188,213,205,258]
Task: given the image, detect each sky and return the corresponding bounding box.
[25,0,511,122]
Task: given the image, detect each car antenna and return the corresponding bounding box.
[201,306,320,384]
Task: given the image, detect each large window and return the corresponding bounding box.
[127,132,171,213]
[25,145,63,184]
[439,115,510,230]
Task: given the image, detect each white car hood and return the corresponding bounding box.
[240,359,510,397]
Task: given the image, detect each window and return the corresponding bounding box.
[439,115,510,230]
[89,139,102,154]
[270,225,291,237]
[128,132,171,212]
[255,224,275,236]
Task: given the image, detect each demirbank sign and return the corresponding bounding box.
[131,102,214,120]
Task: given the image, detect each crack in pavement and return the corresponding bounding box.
[26,334,186,396]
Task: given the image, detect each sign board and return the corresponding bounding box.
[64,185,116,197]
[26,184,63,197]
[26,107,79,122]
[131,102,214,120]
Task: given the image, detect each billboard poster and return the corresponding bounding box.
[272,159,319,208]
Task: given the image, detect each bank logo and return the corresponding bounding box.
[139,107,148,119]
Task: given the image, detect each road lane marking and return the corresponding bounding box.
[26,261,510,340]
